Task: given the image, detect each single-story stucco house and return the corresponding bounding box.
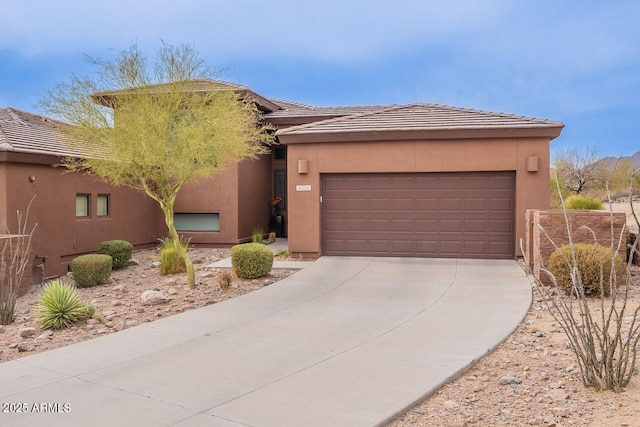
[0,80,564,285]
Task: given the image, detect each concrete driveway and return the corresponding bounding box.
[1,257,531,427]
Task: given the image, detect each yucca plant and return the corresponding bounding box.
[35,279,89,329]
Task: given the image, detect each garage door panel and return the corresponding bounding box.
[324,219,344,232]
[440,241,463,255]
[322,172,514,259]
[491,175,514,189]
[415,198,438,211]
[369,219,391,231]
[416,219,437,232]
[465,241,488,256]
[441,198,462,211]
[392,199,414,211]
[465,198,487,211]
[440,219,463,233]
[465,219,487,233]
[490,198,513,212]
[370,198,391,211]
[346,199,367,211]
[346,219,366,231]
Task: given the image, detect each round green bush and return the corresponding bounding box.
[548,243,625,296]
[71,254,112,288]
[231,243,274,279]
[564,195,603,210]
[36,279,89,329]
[97,239,133,269]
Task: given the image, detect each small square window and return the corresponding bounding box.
[274,146,286,160]
[97,194,110,217]
[76,194,90,217]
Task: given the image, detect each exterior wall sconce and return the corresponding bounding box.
[527,156,539,172]
[298,159,309,174]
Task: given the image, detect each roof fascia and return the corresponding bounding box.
[277,126,565,145]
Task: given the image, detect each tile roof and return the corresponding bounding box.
[276,103,564,139]
[0,107,85,157]
[93,79,282,113]
[263,101,386,119]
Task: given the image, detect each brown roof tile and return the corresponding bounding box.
[0,108,86,157]
[276,103,564,141]
[93,79,282,113]
[263,102,386,119]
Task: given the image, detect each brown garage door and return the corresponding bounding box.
[322,172,515,259]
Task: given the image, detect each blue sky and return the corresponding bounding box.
[1,0,638,156]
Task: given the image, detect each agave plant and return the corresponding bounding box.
[35,279,88,329]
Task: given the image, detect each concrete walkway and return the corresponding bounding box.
[1,257,531,427]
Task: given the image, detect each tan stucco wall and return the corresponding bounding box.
[286,138,551,258]
[174,165,239,245]
[237,154,272,241]
[4,162,160,281]
[173,154,272,245]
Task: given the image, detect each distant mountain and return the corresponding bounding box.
[599,150,640,169]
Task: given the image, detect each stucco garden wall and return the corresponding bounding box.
[525,209,627,284]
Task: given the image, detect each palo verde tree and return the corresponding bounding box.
[40,42,274,288]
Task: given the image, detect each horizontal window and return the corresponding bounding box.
[76,194,90,217]
[174,213,220,232]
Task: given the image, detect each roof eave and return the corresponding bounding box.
[92,87,282,113]
[277,126,565,145]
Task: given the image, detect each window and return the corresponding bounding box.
[174,213,220,231]
[274,146,286,160]
[76,194,90,217]
[97,194,110,217]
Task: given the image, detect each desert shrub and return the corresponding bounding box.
[275,249,291,258]
[97,239,133,269]
[0,199,35,325]
[231,243,274,279]
[550,176,573,209]
[564,195,604,210]
[218,270,234,290]
[268,232,276,244]
[548,243,625,296]
[159,238,188,275]
[35,279,89,329]
[252,228,264,244]
[71,254,112,288]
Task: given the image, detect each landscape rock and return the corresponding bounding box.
[140,290,167,304]
[18,327,36,338]
[35,331,53,341]
[17,343,28,352]
[164,278,178,286]
[8,343,18,349]
[201,271,215,278]
[129,258,139,266]
[113,321,127,332]
[151,261,161,268]
[498,375,522,385]
[548,389,569,401]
